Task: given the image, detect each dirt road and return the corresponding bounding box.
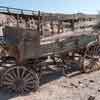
[0,69,100,100]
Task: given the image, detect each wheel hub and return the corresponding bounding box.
[14,79,24,88]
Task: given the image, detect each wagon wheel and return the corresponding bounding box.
[82,42,100,73]
[82,58,99,73]
[2,66,39,94]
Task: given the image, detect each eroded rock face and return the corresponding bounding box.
[0,14,17,26]
[0,13,38,29]
[0,12,97,39]
[0,13,62,38]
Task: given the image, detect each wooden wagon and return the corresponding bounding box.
[0,26,99,94]
[0,6,100,94]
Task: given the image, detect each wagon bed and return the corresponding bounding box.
[40,31,97,57]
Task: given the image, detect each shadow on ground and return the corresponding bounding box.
[40,63,81,85]
[0,88,17,100]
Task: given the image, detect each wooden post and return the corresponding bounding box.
[50,21,54,35]
[70,19,75,31]
[7,7,10,13]
[40,23,43,36]
[37,10,41,32]
[57,20,60,34]
[21,10,23,15]
[17,14,19,28]
[60,21,64,33]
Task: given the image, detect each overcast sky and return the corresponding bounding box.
[0,0,100,14]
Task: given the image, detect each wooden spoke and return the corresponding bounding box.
[17,67,20,79]
[4,75,14,83]
[3,81,13,87]
[23,72,31,80]
[11,70,17,79]
[21,69,26,78]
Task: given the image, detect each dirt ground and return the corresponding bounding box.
[0,66,100,100]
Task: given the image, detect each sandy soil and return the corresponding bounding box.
[0,68,100,100]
